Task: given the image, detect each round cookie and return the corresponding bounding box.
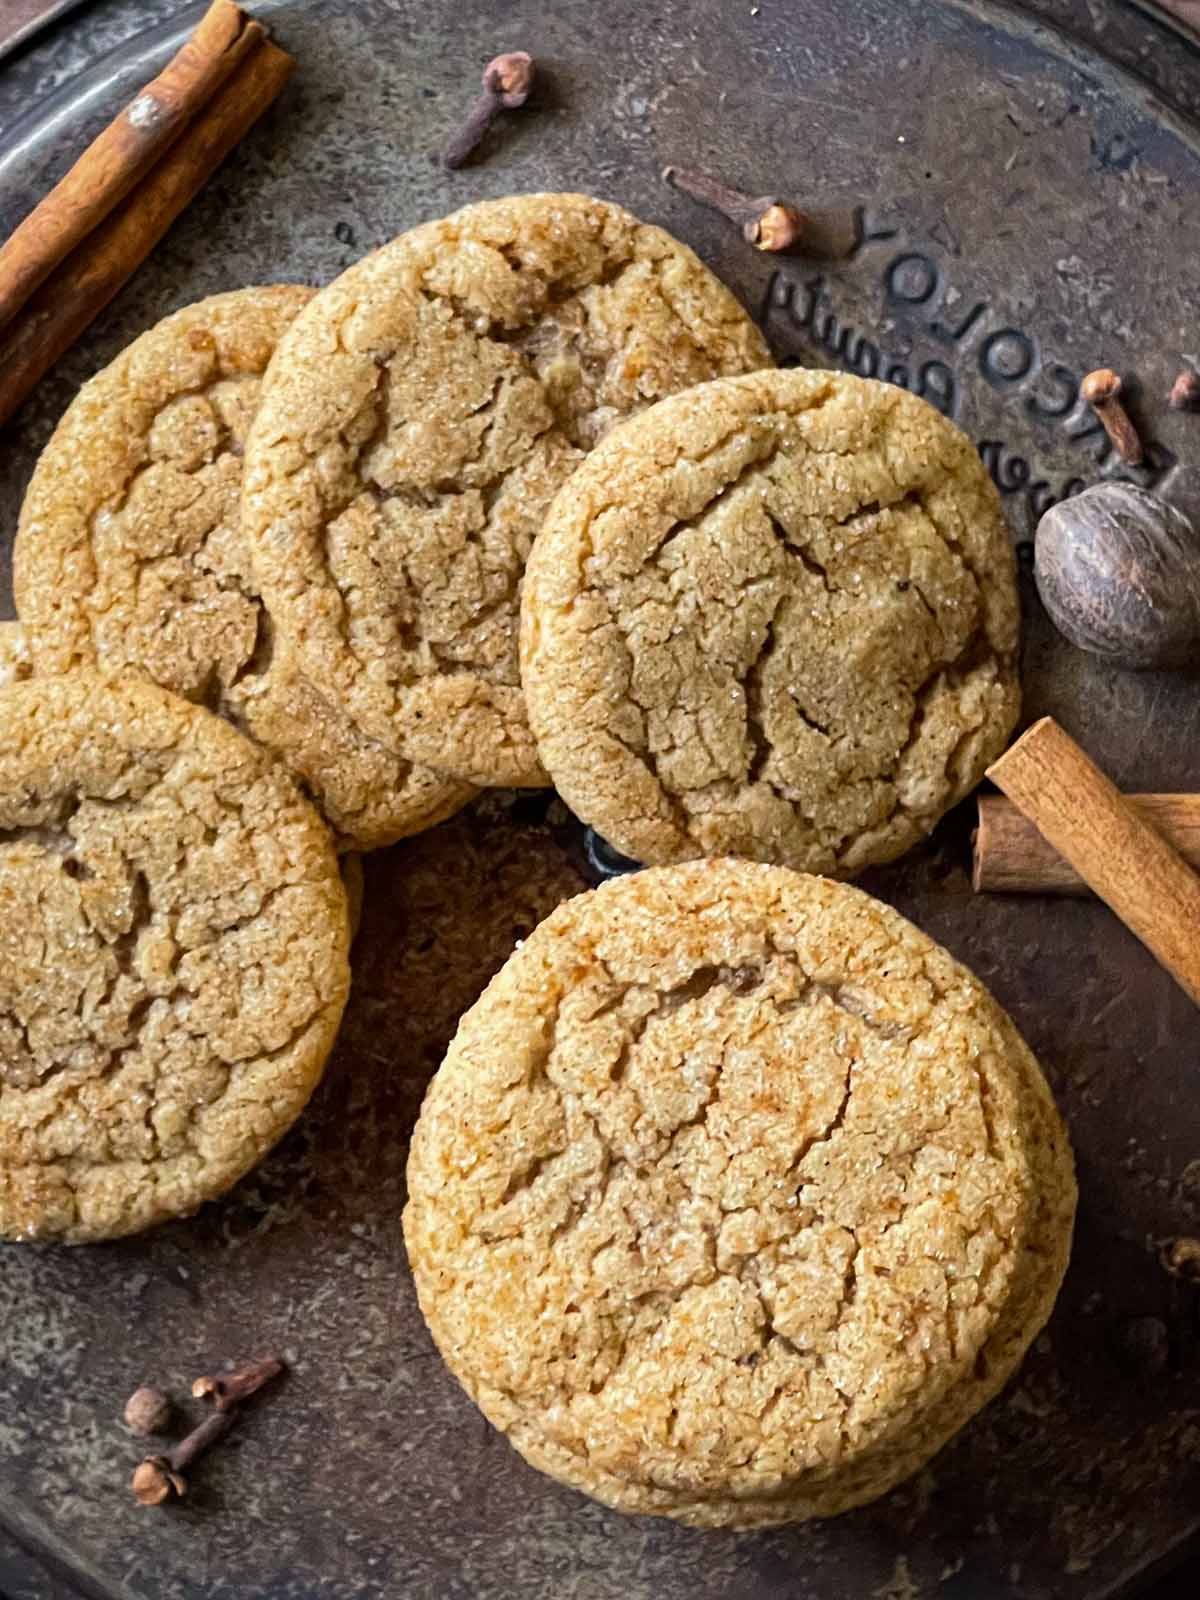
[404,860,1075,1528]
[241,193,773,791]
[13,287,473,849]
[520,370,1020,875]
[0,671,351,1244]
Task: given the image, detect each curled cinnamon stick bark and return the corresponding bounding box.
[0,1,264,336]
[0,33,293,428]
[975,792,1200,895]
[986,718,1200,1007]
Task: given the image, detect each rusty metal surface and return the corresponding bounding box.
[1,2,1200,1597]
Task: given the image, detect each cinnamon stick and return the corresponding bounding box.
[0,2,264,336]
[975,793,1200,895]
[986,718,1200,1007]
[0,35,293,429]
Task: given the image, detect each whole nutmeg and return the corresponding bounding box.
[123,1385,172,1436]
[1035,482,1200,669]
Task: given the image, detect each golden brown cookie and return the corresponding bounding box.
[521,370,1020,875]
[0,622,29,686]
[242,194,773,791]
[0,671,351,1244]
[13,287,473,849]
[405,861,1075,1528]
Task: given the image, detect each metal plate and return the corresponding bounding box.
[1,3,1200,1598]
[0,1,90,64]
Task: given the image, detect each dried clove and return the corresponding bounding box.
[1169,370,1200,413]
[442,51,534,169]
[1080,368,1144,465]
[192,1354,285,1412]
[663,166,804,252]
[662,166,863,258]
[1161,1235,1200,1282]
[131,1407,238,1505]
[123,1385,172,1437]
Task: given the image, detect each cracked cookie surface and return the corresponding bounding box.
[404,860,1075,1527]
[0,671,351,1244]
[241,193,773,790]
[13,287,473,849]
[520,370,1020,874]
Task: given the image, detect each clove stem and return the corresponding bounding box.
[192,1353,284,1412]
[1081,368,1144,466]
[131,1407,238,1505]
[442,51,534,170]
[661,166,865,256]
[443,90,500,169]
[662,165,777,229]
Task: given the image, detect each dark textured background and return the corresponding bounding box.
[1,2,1200,1596]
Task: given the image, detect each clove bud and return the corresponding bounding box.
[1161,1235,1200,1282]
[663,166,804,252]
[1169,370,1200,413]
[123,1385,172,1437]
[1080,368,1144,466]
[442,51,534,170]
[661,166,864,259]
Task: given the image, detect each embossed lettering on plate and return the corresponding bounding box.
[762,232,1178,535]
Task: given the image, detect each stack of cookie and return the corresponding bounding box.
[0,194,772,1245]
[12,194,773,850]
[405,860,1076,1526]
[1,190,1075,1527]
